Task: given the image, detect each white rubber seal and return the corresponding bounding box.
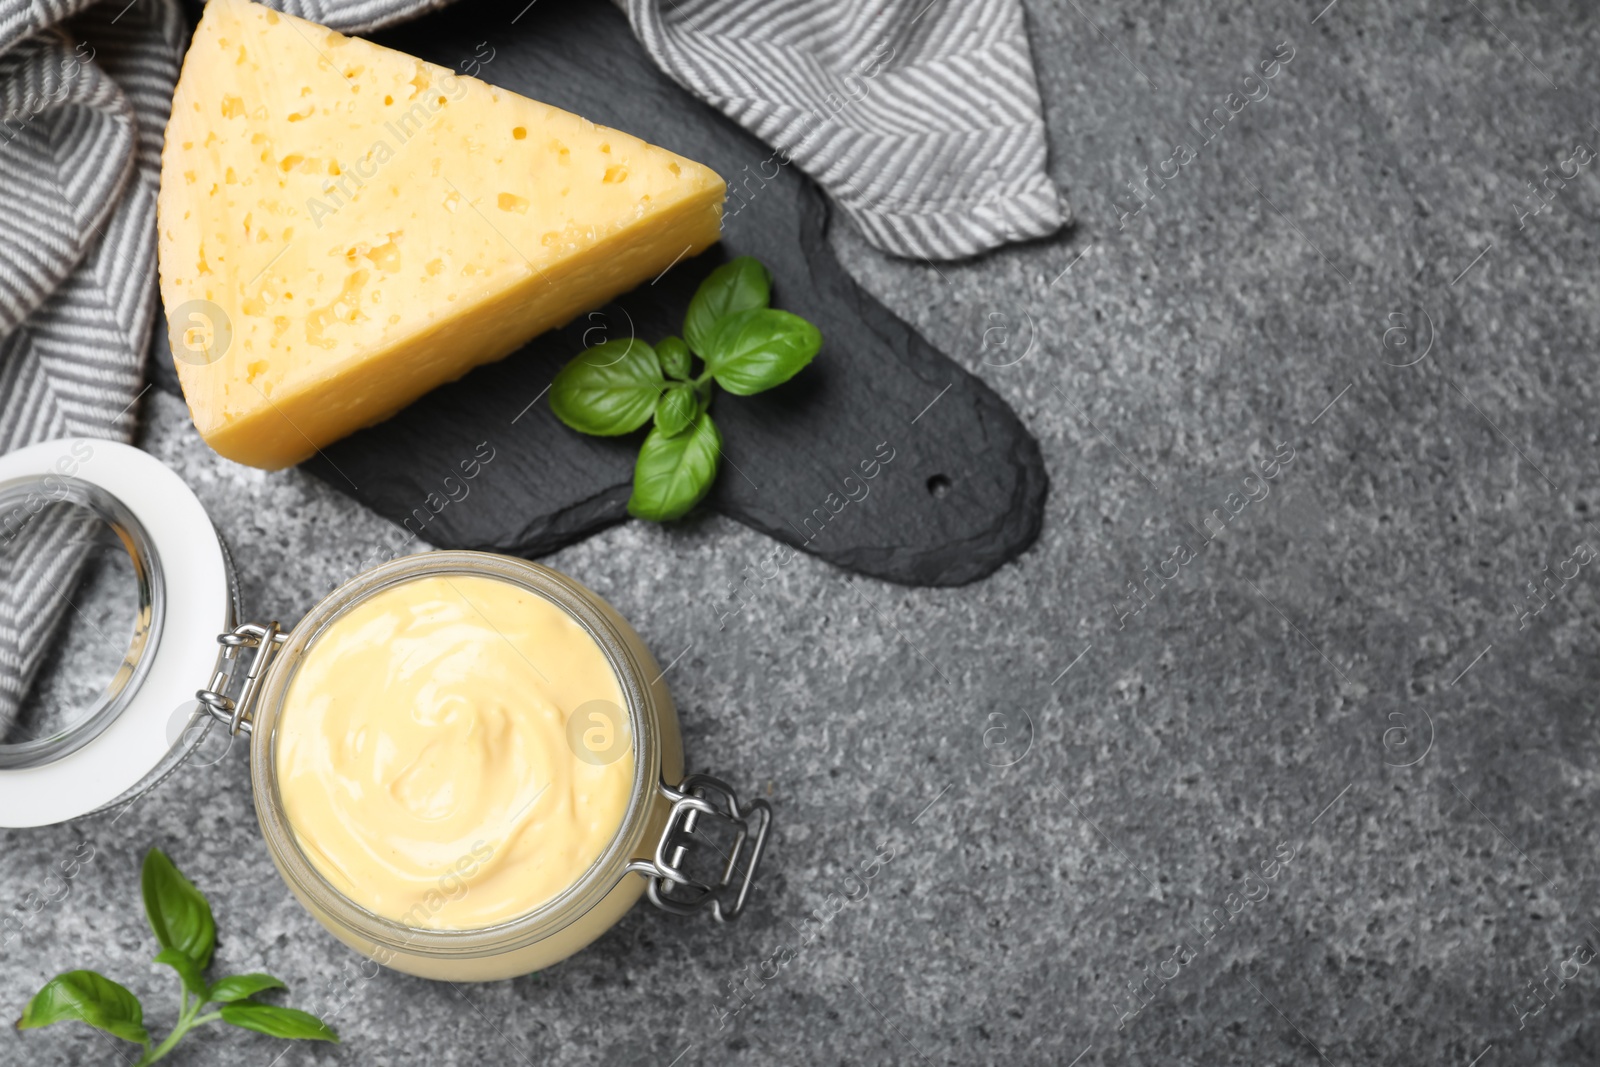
[0,439,229,827]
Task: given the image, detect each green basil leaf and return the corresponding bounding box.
[17,970,148,1045]
[141,848,215,970]
[628,414,722,521]
[206,974,287,1004]
[550,338,663,436]
[702,308,822,396]
[683,257,771,357]
[654,382,700,437]
[219,1003,339,1043]
[153,948,206,998]
[656,336,693,381]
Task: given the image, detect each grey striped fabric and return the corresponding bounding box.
[624,0,1068,260]
[0,0,182,734]
[0,0,1063,730]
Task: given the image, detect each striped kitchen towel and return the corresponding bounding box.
[0,0,1065,731]
[623,0,1069,260]
[0,0,184,736]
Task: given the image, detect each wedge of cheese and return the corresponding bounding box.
[158,0,724,469]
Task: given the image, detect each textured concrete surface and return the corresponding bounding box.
[5,0,1600,1064]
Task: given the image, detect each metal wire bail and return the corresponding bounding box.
[196,621,287,736]
[630,773,773,923]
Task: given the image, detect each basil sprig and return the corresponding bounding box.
[550,256,822,521]
[15,849,337,1064]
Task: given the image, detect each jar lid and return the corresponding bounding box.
[0,439,233,827]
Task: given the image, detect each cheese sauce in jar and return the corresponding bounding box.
[275,573,636,931]
[246,553,769,980]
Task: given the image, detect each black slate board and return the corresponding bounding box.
[169,0,1049,586]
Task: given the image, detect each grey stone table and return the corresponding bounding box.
[4,0,1600,1064]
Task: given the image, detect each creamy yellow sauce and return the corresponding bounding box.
[275,573,634,930]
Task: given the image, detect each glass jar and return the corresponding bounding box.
[232,551,770,980]
[0,439,771,980]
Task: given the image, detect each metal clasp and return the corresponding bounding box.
[629,773,772,923]
[195,622,287,736]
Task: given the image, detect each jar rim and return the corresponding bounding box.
[0,476,165,770]
[249,551,662,959]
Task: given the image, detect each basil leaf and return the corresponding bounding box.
[702,308,822,396]
[656,336,693,381]
[219,1003,338,1042]
[153,948,206,998]
[628,414,722,521]
[684,257,771,357]
[17,970,148,1045]
[141,849,215,970]
[207,974,287,1003]
[550,338,663,436]
[654,382,700,438]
